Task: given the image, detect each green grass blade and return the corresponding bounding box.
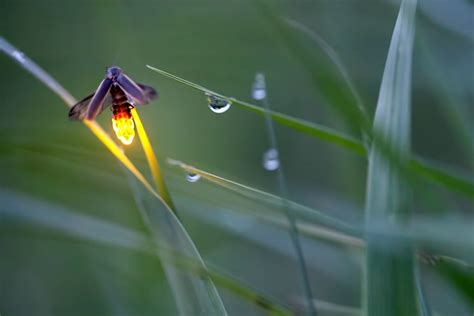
[283,18,369,139]
[0,37,76,106]
[146,65,474,197]
[167,158,362,240]
[417,33,474,166]
[409,158,474,196]
[363,1,421,316]
[435,259,474,305]
[124,168,228,316]
[414,262,433,316]
[146,65,366,156]
[253,0,371,137]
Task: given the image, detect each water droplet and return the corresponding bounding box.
[262,148,279,171]
[11,50,26,63]
[207,94,231,114]
[252,73,266,100]
[186,172,201,183]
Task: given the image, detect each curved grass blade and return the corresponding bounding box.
[167,158,361,240]
[254,0,373,143]
[283,18,370,147]
[408,158,474,196]
[435,258,474,305]
[146,64,365,156]
[417,34,474,166]
[363,1,421,315]
[167,158,474,258]
[0,37,76,106]
[414,261,432,316]
[131,107,176,211]
[124,167,228,316]
[145,65,474,197]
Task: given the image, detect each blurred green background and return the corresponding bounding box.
[1,0,473,315]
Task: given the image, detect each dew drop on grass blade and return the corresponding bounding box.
[145,64,473,196]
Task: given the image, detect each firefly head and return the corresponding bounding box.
[106,66,122,80]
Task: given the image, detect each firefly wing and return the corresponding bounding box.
[116,73,147,105]
[69,92,113,121]
[116,72,158,105]
[86,77,113,120]
[136,83,158,104]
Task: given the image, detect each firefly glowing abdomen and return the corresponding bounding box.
[111,85,135,145]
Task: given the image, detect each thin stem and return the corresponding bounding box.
[131,108,176,211]
[256,73,317,316]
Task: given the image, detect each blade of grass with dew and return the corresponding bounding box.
[146,64,365,156]
[123,167,228,316]
[167,158,361,239]
[0,37,229,316]
[363,1,422,315]
[166,158,474,257]
[145,65,474,197]
[255,73,316,315]
[0,189,292,316]
[255,1,474,199]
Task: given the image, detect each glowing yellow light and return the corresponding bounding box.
[112,116,135,145]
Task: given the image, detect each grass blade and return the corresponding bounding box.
[435,259,474,305]
[254,0,371,137]
[167,158,474,258]
[417,33,474,166]
[145,65,474,197]
[167,158,361,240]
[131,107,176,211]
[408,158,474,196]
[0,37,76,106]
[124,168,228,316]
[363,1,420,315]
[146,64,365,155]
[283,18,369,145]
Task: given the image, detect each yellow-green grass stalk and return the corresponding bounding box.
[131,107,175,211]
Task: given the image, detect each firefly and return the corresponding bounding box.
[69,66,157,145]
